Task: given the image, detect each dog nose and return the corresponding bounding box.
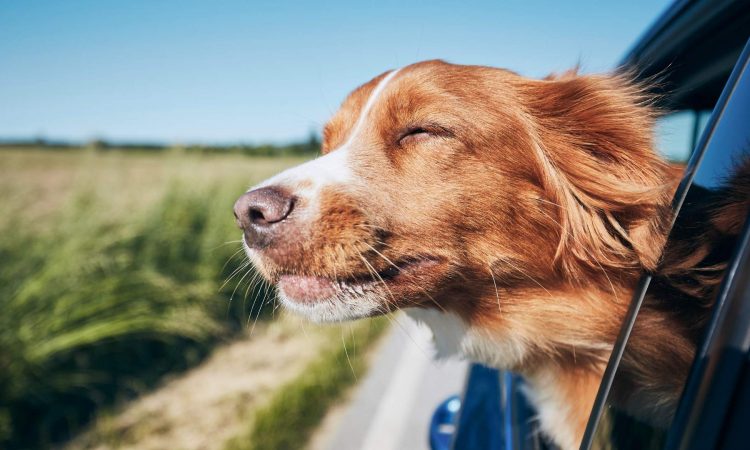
[233,187,294,240]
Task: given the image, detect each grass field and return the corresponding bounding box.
[64,315,388,450]
[0,147,308,448]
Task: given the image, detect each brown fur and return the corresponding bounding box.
[243,60,746,448]
[611,156,750,426]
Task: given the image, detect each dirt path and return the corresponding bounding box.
[67,316,330,450]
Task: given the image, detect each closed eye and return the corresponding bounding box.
[397,125,449,146]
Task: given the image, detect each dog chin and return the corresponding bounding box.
[276,289,383,323]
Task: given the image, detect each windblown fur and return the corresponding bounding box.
[238,60,747,449]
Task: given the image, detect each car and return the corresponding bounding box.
[430,1,750,449]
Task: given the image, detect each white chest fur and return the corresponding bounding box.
[405,308,582,450]
[404,308,529,371]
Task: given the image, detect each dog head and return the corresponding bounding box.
[234,60,675,364]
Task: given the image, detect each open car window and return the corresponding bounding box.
[654,110,712,164]
[583,39,750,450]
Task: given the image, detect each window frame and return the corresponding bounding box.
[581,38,750,450]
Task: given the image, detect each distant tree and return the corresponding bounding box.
[305,130,321,154]
[86,138,109,151]
[33,135,47,147]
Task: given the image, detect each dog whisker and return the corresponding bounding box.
[487,260,502,312]
[492,254,553,299]
[356,250,396,306]
[360,241,448,313]
[362,242,399,269]
[341,327,357,380]
[244,270,264,331]
[219,258,251,292]
[228,267,254,312]
[219,246,247,272]
[210,239,246,251]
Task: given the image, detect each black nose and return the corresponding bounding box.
[233,187,294,244]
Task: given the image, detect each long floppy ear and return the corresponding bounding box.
[520,72,680,280]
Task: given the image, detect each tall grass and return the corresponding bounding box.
[0,149,303,449]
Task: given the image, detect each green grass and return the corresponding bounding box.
[224,318,389,450]
[0,148,306,449]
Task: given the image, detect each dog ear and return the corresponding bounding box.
[522,72,679,279]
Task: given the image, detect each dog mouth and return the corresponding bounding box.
[276,256,443,305]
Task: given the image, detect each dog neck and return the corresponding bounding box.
[405,284,624,450]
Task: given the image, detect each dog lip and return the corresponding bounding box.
[277,256,443,304]
[382,256,442,278]
[277,275,337,304]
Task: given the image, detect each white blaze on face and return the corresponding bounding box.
[253,68,402,208]
[244,69,402,322]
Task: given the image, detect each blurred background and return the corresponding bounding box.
[0,1,679,449]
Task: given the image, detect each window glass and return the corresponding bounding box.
[655,111,694,162]
[590,53,750,449]
[654,110,711,163]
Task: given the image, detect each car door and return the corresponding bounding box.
[581,38,750,450]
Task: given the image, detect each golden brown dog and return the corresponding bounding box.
[234,60,700,449]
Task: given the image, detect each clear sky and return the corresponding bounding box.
[0,0,673,145]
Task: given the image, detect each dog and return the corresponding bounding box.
[233,60,732,449]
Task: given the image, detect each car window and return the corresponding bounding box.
[654,110,711,163]
[585,44,750,450]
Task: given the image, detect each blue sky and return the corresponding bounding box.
[0,0,673,144]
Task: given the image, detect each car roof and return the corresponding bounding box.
[622,0,750,110]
